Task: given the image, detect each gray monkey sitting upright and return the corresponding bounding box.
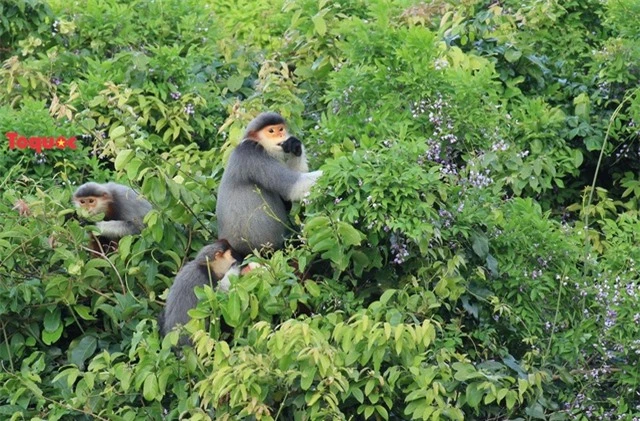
[216,112,322,257]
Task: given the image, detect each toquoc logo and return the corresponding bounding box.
[6,132,77,153]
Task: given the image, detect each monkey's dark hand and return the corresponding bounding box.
[280,136,303,157]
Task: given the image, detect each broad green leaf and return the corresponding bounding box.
[337,222,364,246]
[69,335,97,369]
[73,305,96,321]
[466,382,483,408]
[226,75,244,92]
[311,14,327,36]
[143,374,159,401]
[114,149,134,170]
[110,125,126,139]
[504,49,522,63]
[42,324,63,345]
[43,309,61,332]
[471,233,489,259]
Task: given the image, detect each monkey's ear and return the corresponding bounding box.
[214,251,224,259]
[102,192,109,198]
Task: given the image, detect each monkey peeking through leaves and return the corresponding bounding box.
[72,182,152,254]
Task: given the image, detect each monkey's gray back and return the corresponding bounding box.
[159,252,213,345]
[107,182,152,229]
[216,142,290,256]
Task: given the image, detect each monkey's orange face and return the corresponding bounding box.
[73,195,110,215]
[209,248,237,278]
[257,124,288,150]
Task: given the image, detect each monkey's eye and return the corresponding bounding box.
[268,128,275,134]
[80,199,85,204]
[88,199,94,204]
[279,127,284,132]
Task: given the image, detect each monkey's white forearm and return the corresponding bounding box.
[288,170,323,201]
[217,266,240,293]
[96,221,140,239]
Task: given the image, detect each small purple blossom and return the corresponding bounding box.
[434,58,448,70]
[491,139,509,152]
[170,91,182,100]
[390,233,409,265]
[466,169,493,188]
[438,209,454,228]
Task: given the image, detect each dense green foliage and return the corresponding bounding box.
[1,0,639,419]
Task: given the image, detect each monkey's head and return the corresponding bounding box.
[196,239,239,279]
[73,182,112,216]
[244,112,293,153]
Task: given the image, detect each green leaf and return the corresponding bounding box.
[118,235,132,257]
[304,216,330,232]
[485,254,499,277]
[225,292,242,327]
[471,233,489,259]
[506,390,517,409]
[69,335,97,369]
[466,382,483,408]
[43,309,61,332]
[226,75,244,92]
[336,222,364,246]
[300,367,316,390]
[364,405,374,419]
[42,324,63,345]
[497,387,508,403]
[305,280,321,297]
[311,14,327,36]
[573,150,583,167]
[379,289,396,305]
[125,157,143,180]
[351,387,364,403]
[504,49,522,63]
[114,149,134,171]
[110,125,126,139]
[81,118,96,130]
[73,305,97,321]
[452,362,482,381]
[143,374,159,401]
[376,405,389,420]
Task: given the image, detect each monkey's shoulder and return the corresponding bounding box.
[232,139,268,157]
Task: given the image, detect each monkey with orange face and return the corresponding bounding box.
[216,112,322,257]
[72,182,152,254]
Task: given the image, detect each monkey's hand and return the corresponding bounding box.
[280,136,303,157]
[218,265,240,293]
[241,262,267,275]
[288,170,323,201]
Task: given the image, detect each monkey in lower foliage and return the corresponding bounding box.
[216,112,323,257]
[158,239,254,346]
[72,182,152,254]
